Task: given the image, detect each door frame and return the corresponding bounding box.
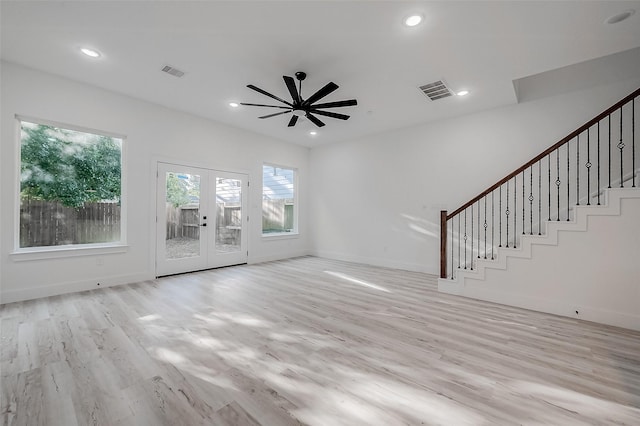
[155,161,249,277]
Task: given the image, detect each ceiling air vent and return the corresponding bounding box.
[419,80,452,101]
[161,65,185,78]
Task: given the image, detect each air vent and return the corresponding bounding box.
[161,65,185,78]
[419,80,453,101]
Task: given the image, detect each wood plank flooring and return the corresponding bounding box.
[1,256,639,425]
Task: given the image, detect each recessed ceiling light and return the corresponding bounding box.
[457,90,469,97]
[309,131,317,136]
[404,14,423,27]
[605,9,635,24]
[80,47,101,58]
[229,102,239,108]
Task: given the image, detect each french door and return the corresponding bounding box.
[156,162,248,276]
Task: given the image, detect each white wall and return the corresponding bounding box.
[2,60,638,303]
[309,78,640,274]
[0,61,310,303]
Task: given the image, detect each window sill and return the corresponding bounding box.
[10,244,129,262]
[261,232,299,241]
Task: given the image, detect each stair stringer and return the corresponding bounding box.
[439,188,640,331]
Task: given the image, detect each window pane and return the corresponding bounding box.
[19,121,122,248]
[262,165,295,234]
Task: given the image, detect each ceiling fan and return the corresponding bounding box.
[241,71,357,128]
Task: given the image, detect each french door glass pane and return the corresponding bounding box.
[165,172,200,259]
[216,177,242,253]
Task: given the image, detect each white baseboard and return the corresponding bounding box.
[0,272,154,304]
[311,249,437,274]
[438,277,464,295]
[461,286,640,332]
[248,249,312,265]
[1,250,312,304]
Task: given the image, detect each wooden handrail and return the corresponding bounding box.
[447,87,640,220]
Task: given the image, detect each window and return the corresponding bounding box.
[262,164,296,235]
[18,119,123,249]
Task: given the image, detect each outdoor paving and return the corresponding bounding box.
[166,237,240,259]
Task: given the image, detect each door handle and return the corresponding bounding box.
[200,223,207,227]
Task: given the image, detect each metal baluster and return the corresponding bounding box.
[529,166,533,234]
[556,149,561,221]
[491,191,495,260]
[522,170,525,235]
[597,121,601,205]
[464,209,467,269]
[505,180,510,248]
[576,134,580,205]
[477,200,481,259]
[633,98,636,188]
[548,154,551,221]
[538,161,542,235]
[483,197,487,259]
[471,204,474,270]
[586,128,591,205]
[513,175,517,248]
[608,114,612,188]
[450,219,454,279]
[619,106,624,188]
[499,185,502,248]
[458,214,461,269]
[567,140,570,221]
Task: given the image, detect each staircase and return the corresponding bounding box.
[438,88,640,331]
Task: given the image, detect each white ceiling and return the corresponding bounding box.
[2,1,639,147]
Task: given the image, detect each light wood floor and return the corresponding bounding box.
[1,256,639,425]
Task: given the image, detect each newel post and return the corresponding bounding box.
[440,210,447,279]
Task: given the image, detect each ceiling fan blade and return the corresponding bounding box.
[310,109,350,120]
[306,113,326,127]
[247,84,292,106]
[287,115,299,127]
[303,82,339,106]
[283,76,301,105]
[240,103,291,109]
[259,110,292,119]
[311,99,358,109]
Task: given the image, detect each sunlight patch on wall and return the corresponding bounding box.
[401,213,439,238]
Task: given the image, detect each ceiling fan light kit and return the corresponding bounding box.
[240,71,357,128]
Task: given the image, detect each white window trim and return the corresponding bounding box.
[261,232,299,240]
[262,162,299,238]
[10,244,129,261]
[13,115,128,257]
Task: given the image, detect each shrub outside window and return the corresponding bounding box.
[18,119,123,248]
[262,164,296,235]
